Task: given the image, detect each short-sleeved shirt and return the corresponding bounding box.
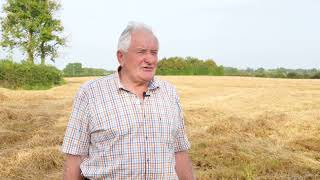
[61,70,190,179]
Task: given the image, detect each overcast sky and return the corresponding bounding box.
[0,0,319,70]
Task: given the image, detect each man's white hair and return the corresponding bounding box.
[117,21,158,52]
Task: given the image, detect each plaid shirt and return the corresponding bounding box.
[61,71,190,179]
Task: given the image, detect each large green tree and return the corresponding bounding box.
[0,0,65,64]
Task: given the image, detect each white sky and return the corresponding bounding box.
[0,0,319,70]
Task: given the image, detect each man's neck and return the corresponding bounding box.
[118,69,149,99]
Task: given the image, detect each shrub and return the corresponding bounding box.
[311,72,320,79]
[0,60,64,90]
[287,72,300,79]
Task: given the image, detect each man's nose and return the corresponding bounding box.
[144,52,156,64]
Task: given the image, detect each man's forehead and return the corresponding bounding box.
[135,46,158,50]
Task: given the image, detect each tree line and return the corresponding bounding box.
[156,57,224,76]
[63,63,111,77]
[156,57,320,79]
[223,67,320,79]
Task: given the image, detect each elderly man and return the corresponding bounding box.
[62,22,194,180]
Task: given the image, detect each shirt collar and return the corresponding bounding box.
[114,66,159,92]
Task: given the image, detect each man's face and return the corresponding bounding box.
[117,30,159,83]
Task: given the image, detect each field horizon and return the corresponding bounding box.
[0,75,320,179]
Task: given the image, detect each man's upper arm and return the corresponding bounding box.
[173,88,191,152]
[61,85,91,155]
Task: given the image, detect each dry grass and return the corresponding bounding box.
[0,76,320,179]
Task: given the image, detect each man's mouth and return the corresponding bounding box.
[142,66,154,71]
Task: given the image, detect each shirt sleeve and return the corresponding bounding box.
[61,85,91,155]
[173,89,191,152]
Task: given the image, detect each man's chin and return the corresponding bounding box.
[140,71,155,79]
[143,77,154,82]
[140,74,155,82]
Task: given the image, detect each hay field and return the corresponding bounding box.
[0,76,320,179]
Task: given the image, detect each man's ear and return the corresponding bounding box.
[117,50,125,66]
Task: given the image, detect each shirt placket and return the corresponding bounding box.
[143,93,152,180]
[132,93,150,180]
